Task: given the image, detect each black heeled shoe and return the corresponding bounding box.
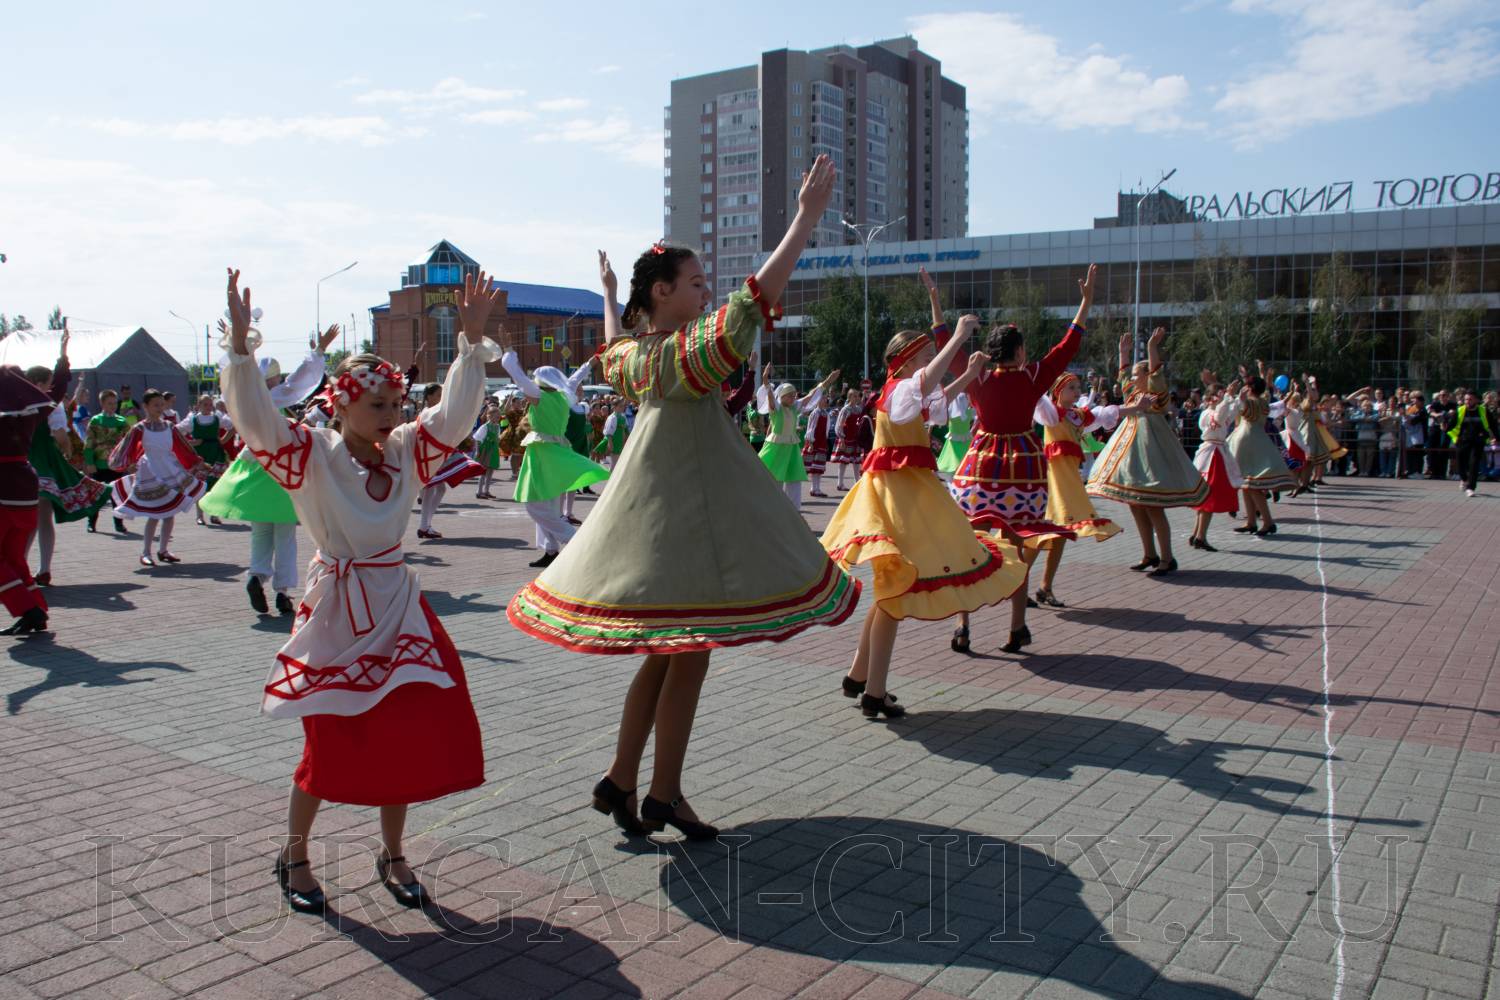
[1035,588,1065,608]
[1198,539,1218,553]
[1001,629,1027,654]
[1130,556,1160,572]
[591,775,646,835]
[247,577,269,613]
[528,552,557,569]
[275,592,295,616]
[1148,558,1178,577]
[950,625,970,653]
[376,853,431,909]
[1233,524,1256,533]
[860,692,906,720]
[1,608,48,636]
[640,796,720,840]
[1254,524,1277,537]
[274,852,326,914]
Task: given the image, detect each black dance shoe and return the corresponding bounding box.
[247,577,269,614]
[376,853,431,909]
[274,853,326,915]
[1001,630,1027,654]
[1130,556,1160,572]
[591,775,646,835]
[1233,524,1256,533]
[950,625,970,653]
[528,552,557,569]
[641,796,720,840]
[1035,588,1065,608]
[275,592,295,616]
[859,692,906,720]
[1198,538,1218,553]
[2,609,48,636]
[1148,558,1178,577]
[1254,524,1278,537]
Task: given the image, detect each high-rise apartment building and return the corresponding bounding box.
[664,37,969,297]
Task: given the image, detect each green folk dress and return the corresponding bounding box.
[513,390,609,503]
[757,403,810,483]
[508,278,860,654]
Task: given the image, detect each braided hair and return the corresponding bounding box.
[620,243,698,330]
[985,323,1025,363]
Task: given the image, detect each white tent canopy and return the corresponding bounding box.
[0,326,190,404]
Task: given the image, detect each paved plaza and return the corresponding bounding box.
[2,475,1498,1000]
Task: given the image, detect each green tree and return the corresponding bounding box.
[1304,251,1374,388]
[1168,252,1274,383]
[804,273,931,385]
[46,306,64,330]
[1410,251,1486,392]
[8,314,32,333]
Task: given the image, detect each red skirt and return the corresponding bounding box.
[1194,451,1240,515]
[294,598,484,806]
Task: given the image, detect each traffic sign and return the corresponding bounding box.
[560,346,572,360]
[542,336,555,351]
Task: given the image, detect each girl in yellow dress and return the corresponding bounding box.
[1028,373,1140,606]
[821,315,1027,719]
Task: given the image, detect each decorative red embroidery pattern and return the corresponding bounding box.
[413,420,456,485]
[264,633,443,701]
[251,422,313,490]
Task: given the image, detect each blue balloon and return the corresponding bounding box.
[1274,374,1290,392]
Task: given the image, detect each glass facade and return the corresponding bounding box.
[765,204,1500,389]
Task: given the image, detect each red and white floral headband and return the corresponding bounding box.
[332,361,403,406]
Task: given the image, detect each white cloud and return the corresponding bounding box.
[527,114,662,167]
[909,12,1194,133]
[460,108,537,126]
[1216,0,1500,147]
[85,115,421,147]
[354,77,526,112]
[537,97,590,113]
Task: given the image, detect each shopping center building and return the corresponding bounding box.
[763,198,1500,388]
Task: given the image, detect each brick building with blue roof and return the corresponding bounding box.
[370,240,611,381]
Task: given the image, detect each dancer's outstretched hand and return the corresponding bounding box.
[317,324,339,353]
[1148,326,1167,348]
[599,251,617,297]
[798,154,836,219]
[1077,263,1097,303]
[226,268,253,355]
[964,350,988,379]
[459,270,502,341]
[918,266,937,294]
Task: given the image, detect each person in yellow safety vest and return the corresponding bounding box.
[1449,389,1496,497]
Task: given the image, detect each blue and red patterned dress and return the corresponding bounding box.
[949,323,1083,542]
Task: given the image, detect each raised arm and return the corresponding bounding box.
[752,154,835,306]
[501,350,541,400]
[396,270,502,456]
[944,351,990,402]
[1117,332,1132,379]
[273,324,337,408]
[49,328,72,404]
[799,368,840,411]
[919,315,979,397]
[1146,326,1166,372]
[599,251,626,342]
[1071,264,1097,330]
[220,268,297,459]
[565,357,595,397]
[920,267,944,328]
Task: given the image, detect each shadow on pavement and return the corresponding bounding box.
[43,581,149,612]
[897,708,1418,828]
[657,816,1251,1000]
[1052,608,1308,652]
[5,638,191,715]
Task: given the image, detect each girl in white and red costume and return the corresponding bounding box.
[1188,382,1244,551]
[220,267,500,915]
[109,389,208,566]
[414,382,485,540]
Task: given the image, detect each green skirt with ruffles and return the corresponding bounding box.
[758,441,808,483]
[197,453,297,524]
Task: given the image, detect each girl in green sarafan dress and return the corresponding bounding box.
[23,331,110,586]
[755,362,840,512]
[499,351,609,569]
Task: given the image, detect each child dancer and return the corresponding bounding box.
[0,366,55,635]
[1188,381,1243,551]
[803,395,833,497]
[510,157,859,839]
[499,352,609,568]
[23,337,110,585]
[472,404,505,498]
[1086,327,1209,576]
[82,390,130,534]
[108,390,207,566]
[936,391,973,477]
[830,388,868,490]
[597,397,629,470]
[221,267,496,915]
[181,394,232,526]
[1228,377,1296,535]
[823,316,1026,717]
[757,364,841,512]
[200,324,334,613]
[1028,373,1130,607]
[950,265,1096,653]
[415,384,473,539]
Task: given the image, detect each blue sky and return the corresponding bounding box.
[2,0,1498,362]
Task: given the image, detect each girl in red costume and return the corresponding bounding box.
[949,265,1097,654]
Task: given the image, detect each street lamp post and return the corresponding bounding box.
[1132,168,1176,363]
[316,261,359,353]
[841,216,906,382]
[168,310,199,392]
